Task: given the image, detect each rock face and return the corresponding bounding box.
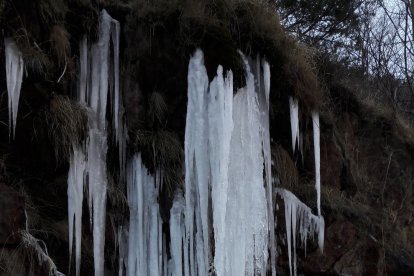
[0,183,25,245]
[0,1,413,275]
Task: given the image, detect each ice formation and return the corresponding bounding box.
[181,50,272,276]
[68,30,325,274]
[276,188,325,276]
[289,97,300,153]
[208,65,233,276]
[67,146,86,276]
[169,193,186,276]
[185,50,210,276]
[312,111,321,216]
[68,9,124,276]
[255,56,276,276]
[126,154,166,276]
[4,38,24,140]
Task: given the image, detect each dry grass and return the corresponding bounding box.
[49,25,70,65]
[148,91,167,125]
[107,174,129,224]
[135,129,183,194]
[128,0,319,112]
[0,230,62,276]
[272,143,299,191]
[40,95,88,162]
[13,28,51,76]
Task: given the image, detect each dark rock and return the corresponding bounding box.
[0,183,25,245]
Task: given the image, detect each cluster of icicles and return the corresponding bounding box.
[4,9,324,276]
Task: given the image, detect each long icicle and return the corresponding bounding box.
[289,97,300,153]
[4,38,24,140]
[67,145,86,276]
[312,111,321,217]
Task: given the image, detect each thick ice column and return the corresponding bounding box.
[184,49,210,276]
[312,111,321,216]
[255,56,275,276]
[208,66,233,276]
[67,145,86,276]
[224,54,269,275]
[289,97,300,153]
[4,38,24,140]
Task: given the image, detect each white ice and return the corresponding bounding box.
[73,10,124,276]
[312,111,321,217]
[289,97,300,153]
[208,65,233,276]
[276,188,325,276]
[184,49,210,276]
[169,193,185,276]
[87,129,108,276]
[223,53,268,276]
[254,55,275,276]
[67,145,86,276]
[126,154,166,276]
[4,38,24,140]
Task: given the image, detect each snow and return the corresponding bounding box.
[289,97,300,153]
[67,145,86,276]
[276,188,325,276]
[312,111,321,217]
[4,38,24,140]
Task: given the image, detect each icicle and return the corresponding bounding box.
[4,38,24,140]
[289,97,300,153]
[170,193,185,276]
[79,37,88,104]
[87,129,108,276]
[74,10,122,275]
[67,145,86,276]
[224,52,268,275]
[126,155,165,276]
[117,225,128,276]
[185,49,210,276]
[276,188,325,276]
[209,65,233,276]
[312,111,321,217]
[110,18,122,145]
[256,56,276,276]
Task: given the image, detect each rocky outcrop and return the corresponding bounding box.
[0,183,25,245]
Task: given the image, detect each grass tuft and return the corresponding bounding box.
[39,94,88,163]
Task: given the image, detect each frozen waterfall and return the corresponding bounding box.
[66,29,325,274]
[67,9,124,276]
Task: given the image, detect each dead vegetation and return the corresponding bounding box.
[0,230,62,276]
[39,94,88,162]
